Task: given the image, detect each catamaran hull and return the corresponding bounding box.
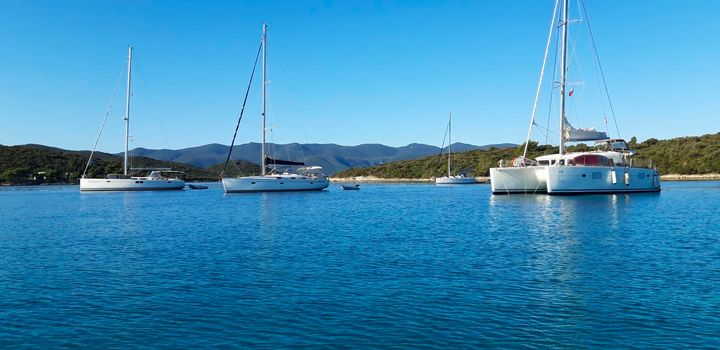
[490,166,548,194]
[545,166,660,195]
[490,166,661,195]
[80,178,186,191]
[435,176,477,184]
[222,176,329,193]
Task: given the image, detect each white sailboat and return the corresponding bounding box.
[435,113,476,185]
[80,47,185,191]
[222,25,329,193]
[490,0,660,195]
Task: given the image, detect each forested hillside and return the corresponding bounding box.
[335,133,720,179]
[0,145,256,184]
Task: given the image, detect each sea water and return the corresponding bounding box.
[1,182,719,348]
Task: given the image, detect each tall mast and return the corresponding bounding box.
[124,46,133,175]
[558,0,569,156]
[261,24,267,176]
[447,113,452,177]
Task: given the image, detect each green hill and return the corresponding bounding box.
[0,144,255,185]
[334,133,720,179]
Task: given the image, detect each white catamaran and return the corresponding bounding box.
[222,25,329,193]
[436,113,476,185]
[490,0,660,195]
[80,47,185,191]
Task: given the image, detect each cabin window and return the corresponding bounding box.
[251,182,256,184]
[291,177,296,179]
[538,160,549,165]
[582,174,587,177]
[280,182,284,184]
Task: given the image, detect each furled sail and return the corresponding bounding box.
[563,117,608,142]
[265,156,305,166]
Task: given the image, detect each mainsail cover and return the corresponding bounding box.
[265,156,305,166]
[563,117,608,142]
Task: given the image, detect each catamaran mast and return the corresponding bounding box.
[447,113,452,177]
[124,46,132,175]
[261,24,267,176]
[558,0,569,156]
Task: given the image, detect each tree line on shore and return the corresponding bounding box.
[334,132,720,179]
[2,132,719,184]
[0,145,260,185]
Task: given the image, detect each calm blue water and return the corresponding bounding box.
[1,182,719,349]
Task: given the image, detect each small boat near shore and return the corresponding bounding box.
[341,184,360,190]
[435,113,476,185]
[188,184,208,190]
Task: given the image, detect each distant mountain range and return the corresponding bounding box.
[124,142,518,175]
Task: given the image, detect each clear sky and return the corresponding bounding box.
[1,0,718,152]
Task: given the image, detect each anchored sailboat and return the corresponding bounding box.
[435,113,476,185]
[222,25,329,193]
[489,0,660,195]
[80,47,185,191]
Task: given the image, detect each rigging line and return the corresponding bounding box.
[132,53,172,153]
[436,117,450,172]
[222,40,264,176]
[82,60,127,177]
[288,90,310,164]
[522,0,560,159]
[544,22,561,146]
[580,0,621,138]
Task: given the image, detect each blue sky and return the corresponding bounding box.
[1,0,718,152]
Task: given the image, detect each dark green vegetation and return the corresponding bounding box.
[335,133,720,179]
[4,132,719,184]
[0,144,260,185]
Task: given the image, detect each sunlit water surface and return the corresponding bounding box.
[1,182,719,348]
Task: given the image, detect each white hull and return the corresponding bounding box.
[490,166,548,194]
[222,174,329,193]
[545,166,660,194]
[80,178,185,191]
[490,166,660,195]
[435,176,477,184]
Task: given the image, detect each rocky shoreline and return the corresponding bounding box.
[660,174,720,181]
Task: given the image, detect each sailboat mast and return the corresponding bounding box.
[124,46,132,175]
[448,113,452,177]
[261,24,267,176]
[558,0,569,156]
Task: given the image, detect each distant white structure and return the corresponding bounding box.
[435,113,476,185]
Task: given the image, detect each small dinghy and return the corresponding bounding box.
[341,184,360,190]
[188,184,208,190]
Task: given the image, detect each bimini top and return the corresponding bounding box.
[594,139,632,152]
[563,118,609,142]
